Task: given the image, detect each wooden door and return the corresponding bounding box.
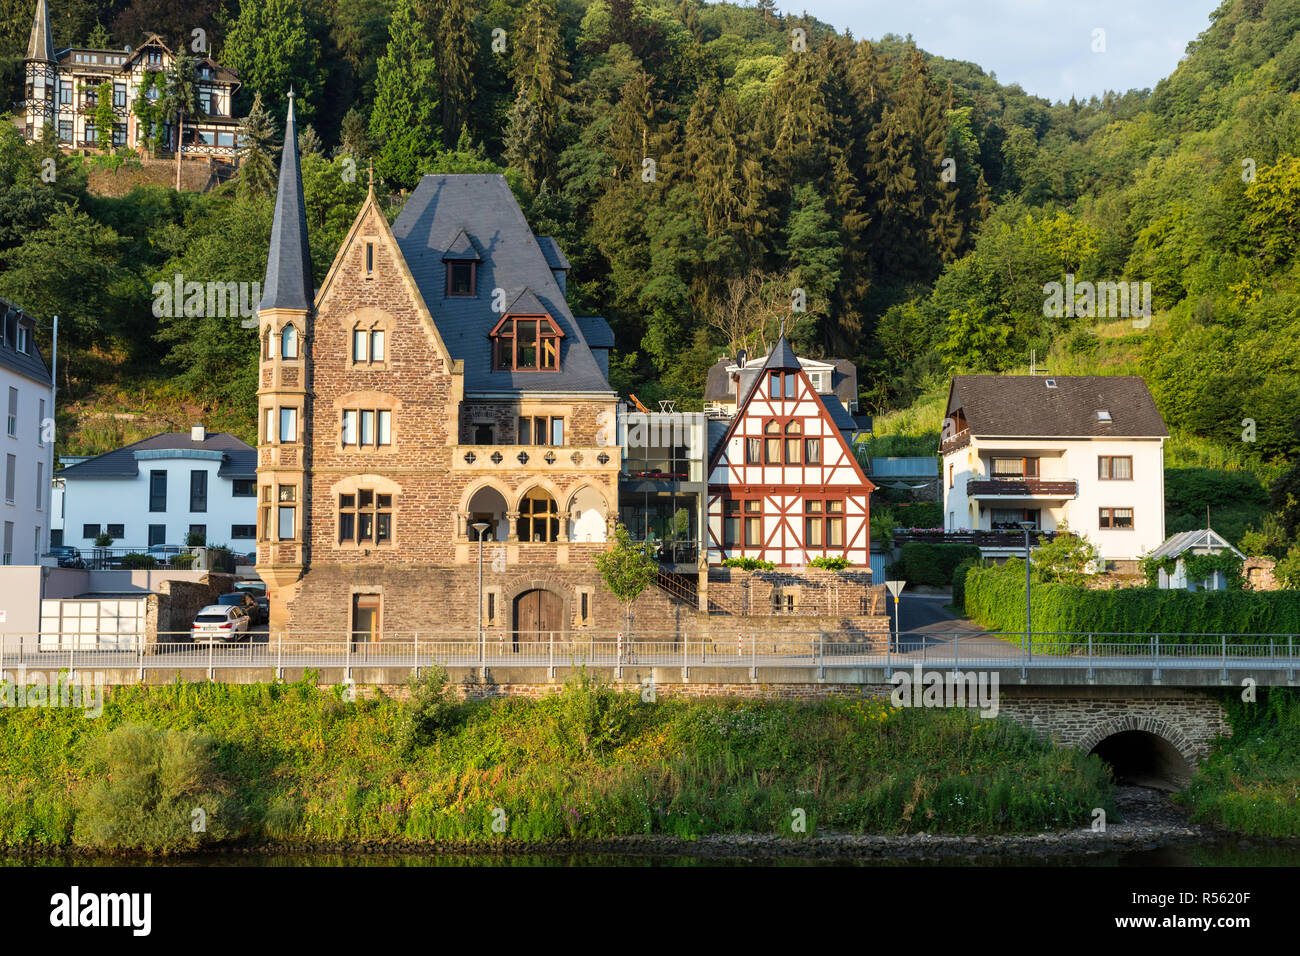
[513,589,562,648]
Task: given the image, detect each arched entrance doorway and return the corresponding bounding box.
[512,588,563,648]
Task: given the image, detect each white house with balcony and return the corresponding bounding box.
[939,375,1168,565]
[56,426,256,551]
[1,300,55,565]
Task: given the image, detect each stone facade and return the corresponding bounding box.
[994,687,1231,762]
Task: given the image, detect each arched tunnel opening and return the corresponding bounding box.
[1089,730,1193,791]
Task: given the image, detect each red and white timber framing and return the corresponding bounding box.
[706,362,875,567]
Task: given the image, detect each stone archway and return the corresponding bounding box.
[1079,715,1198,790]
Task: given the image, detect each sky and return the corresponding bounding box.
[801,0,1224,103]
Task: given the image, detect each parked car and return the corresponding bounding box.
[47,545,85,569]
[217,591,266,625]
[191,604,251,643]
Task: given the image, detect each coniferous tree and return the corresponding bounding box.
[238,92,279,199]
[223,0,323,125]
[369,0,440,188]
[508,0,572,189]
[433,0,477,148]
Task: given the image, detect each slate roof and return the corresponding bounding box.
[0,305,52,387]
[391,174,612,395]
[1148,529,1243,560]
[577,316,614,350]
[259,90,313,312]
[535,237,570,272]
[56,433,255,480]
[26,0,53,61]
[947,375,1169,438]
[822,395,859,431]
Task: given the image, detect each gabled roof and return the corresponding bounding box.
[0,304,52,387]
[390,174,611,395]
[26,0,53,61]
[1148,529,1244,561]
[259,90,313,312]
[504,288,549,316]
[442,229,481,261]
[947,375,1169,438]
[56,433,254,480]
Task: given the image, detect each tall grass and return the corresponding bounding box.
[0,676,1114,852]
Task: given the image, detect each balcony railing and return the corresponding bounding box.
[893,530,1064,549]
[939,428,971,454]
[453,444,620,471]
[622,456,697,482]
[967,477,1078,497]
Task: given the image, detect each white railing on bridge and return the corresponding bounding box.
[0,631,1297,682]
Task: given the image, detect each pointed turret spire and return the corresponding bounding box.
[259,88,314,312]
[26,0,54,62]
[764,333,801,371]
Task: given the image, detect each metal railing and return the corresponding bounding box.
[1,630,1297,683]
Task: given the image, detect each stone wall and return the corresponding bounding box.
[145,572,238,644]
[994,687,1230,762]
[277,562,888,647]
[1245,556,1278,591]
[705,567,883,617]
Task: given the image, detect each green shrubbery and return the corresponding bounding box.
[896,543,982,587]
[1179,689,1300,837]
[721,557,776,571]
[118,552,155,569]
[964,563,1300,643]
[0,676,1115,850]
[952,557,978,610]
[73,723,240,852]
[808,556,852,571]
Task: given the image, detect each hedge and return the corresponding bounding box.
[964,564,1300,645]
[896,543,982,587]
[952,557,978,610]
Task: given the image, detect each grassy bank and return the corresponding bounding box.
[1179,689,1300,838]
[0,673,1116,853]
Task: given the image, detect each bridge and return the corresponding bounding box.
[5,628,1290,788]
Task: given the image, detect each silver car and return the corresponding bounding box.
[191,604,251,643]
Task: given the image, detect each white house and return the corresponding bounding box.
[57,426,256,551]
[1,301,55,565]
[940,375,1168,565]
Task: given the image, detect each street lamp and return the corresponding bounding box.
[884,579,906,652]
[1019,520,1034,655]
[472,521,490,666]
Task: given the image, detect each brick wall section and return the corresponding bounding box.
[1245,557,1278,591]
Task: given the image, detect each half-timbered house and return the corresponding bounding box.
[705,338,875,567]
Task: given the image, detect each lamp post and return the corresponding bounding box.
[473,521,489,665]
[1019,521,1033,655]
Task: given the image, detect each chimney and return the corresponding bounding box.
[190,424,206,442]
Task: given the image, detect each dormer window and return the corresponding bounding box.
[491,316,562,371]
[446,261,476,296]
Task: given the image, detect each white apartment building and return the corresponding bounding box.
[940,375,1168,564]
[0,302,55,564]
[57,427,256,551]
